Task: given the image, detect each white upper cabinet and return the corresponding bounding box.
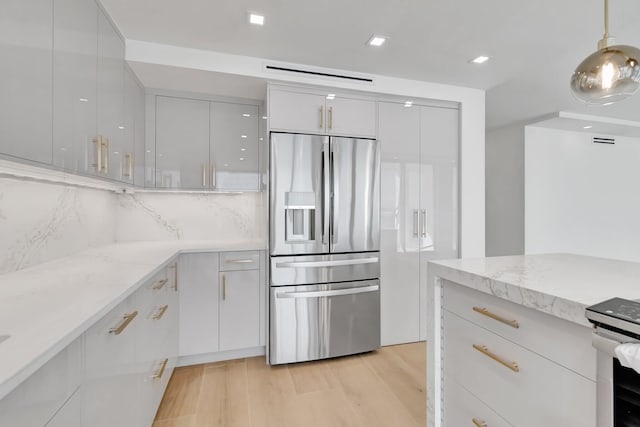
[325,96,376,138]
[122,67,137,183]
[97,10,125,182]
[52,0,98,173]
[210,102,260,191]
[155,96,211,189]
[0,0,53,164]
[134,79,146,186]
[269,86,376,138]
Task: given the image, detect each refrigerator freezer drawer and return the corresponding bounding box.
[270,252,380,286]
[269,280,381,364]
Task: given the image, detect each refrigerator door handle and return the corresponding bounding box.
[330,147,336,244]
[275,285,379,299]
[276,257,379,268]
[322,141,330,245]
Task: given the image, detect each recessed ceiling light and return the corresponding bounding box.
[241,135,247,138]
[470,55,490,64]
[326,93,336,100]
[242,113,251,117]
[367,35,387,47]
[583,125,593,129]
[404,101,413,108]
[241,148,246,151]
[248,12,264,26]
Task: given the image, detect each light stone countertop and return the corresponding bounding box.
[0,240,265,400]
[429,253,640,328]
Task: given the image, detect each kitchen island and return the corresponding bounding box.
[427,253,640,427]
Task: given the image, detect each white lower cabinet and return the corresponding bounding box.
[45,388,82,427]
[444,378,512,427]
[179,250,265,362]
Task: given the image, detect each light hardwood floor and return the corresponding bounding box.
[153,343,426,427]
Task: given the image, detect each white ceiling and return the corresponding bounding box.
[101,0,640,129]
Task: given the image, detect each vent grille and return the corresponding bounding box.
[264,65,374,83]
[593,137,615,145]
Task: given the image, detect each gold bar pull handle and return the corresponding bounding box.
[151,358,169,380]
[152,304,169,320]
[319,105,324,128]
[152,278,168,290]
[92,136,102,172]
[472,418,488,427]
[102,138,109,174]
[472,306,520,329]
[202,164,207,187]
[472,344,520,372]
[109,311,138,335]
[328,106,333,129]
[170,263,178,291]
[421,209,427,237]
[221,273,226,301]
[210,161,216,188]
[413,210,419,237]
[123,153,133,179]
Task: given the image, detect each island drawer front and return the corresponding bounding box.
[444,310,596,427]
[219,251,261,271]
[444,376,513,427]
[442,281,596,381]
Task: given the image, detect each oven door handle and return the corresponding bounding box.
[275,285,379,299]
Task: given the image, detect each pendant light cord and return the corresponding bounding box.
[604,0,610,39]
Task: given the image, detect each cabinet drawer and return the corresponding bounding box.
[220,251,260,271]
[443,310,596,427]
[443,281,596,380]
[0,337,82,426]
[444,377,512,427]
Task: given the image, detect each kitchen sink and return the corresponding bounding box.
[0,335,9,344]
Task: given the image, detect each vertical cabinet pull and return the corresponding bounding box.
[210,162,216,188]
[472,418,487,427]
[421,209,427,237]
[101,138,109,174]
[92,136,102,172]
[151,358,169,380]
[123,153,133,179]
[109,311,138,335]
[170,263,178,291]
[319,105,324,128]
[221,273,226,300]
[413,209,419,237]
[328,106,333,129]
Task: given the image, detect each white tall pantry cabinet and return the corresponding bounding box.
[378,101,459,346]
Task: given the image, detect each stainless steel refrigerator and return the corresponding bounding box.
[269,132,381,364]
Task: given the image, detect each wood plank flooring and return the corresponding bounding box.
[154,342,426,427]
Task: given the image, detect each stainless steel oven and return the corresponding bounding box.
[588,298,640,427]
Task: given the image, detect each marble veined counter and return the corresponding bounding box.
[429,253,640,328]
[0,240,265,400]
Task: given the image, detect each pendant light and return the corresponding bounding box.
[570,0,640,105]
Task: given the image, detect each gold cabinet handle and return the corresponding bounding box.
[472,306,520,329]
[152,304,169,320]
[202,164,207,187]
[222,273,226,301]
[101,138,109,173]
[328,106,333,129]
[210,161,216,188]
[319,105,324,128]
[472,344,520,372]
[152,278,168,290]
[420,209,427,237]
[92,136,102,172]
[151,358,169,380]
[472,418,487,427]
[123,153,133,179]
[170,263,178,291]
[109,311,138,335]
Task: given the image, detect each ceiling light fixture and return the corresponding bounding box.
[571,0,640,105]
[367,35,386,47]
[470,55,490,64]
[248,12,264,26]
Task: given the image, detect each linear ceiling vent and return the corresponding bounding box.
[264,64,374,84]
[593,137,615,145]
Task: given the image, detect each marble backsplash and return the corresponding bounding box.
[0,177,117,274]
[116,191,267,243]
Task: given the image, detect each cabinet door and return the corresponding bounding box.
[155,96,210,189]
[84,294,139,427]
[121,67,137,183]
[219,269,260,351]
[210,102,260,190]
[0,0,53,164]
[52,0,97,174]
[326,96,376,138]
[178,253,219,356]
[133,80,146,186]
[419,105,459,340]
[45,388,81,427]
[378,102,421,346]
[97,10,125,181]
[269,89,326,134]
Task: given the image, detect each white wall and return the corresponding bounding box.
[525,126,640,262]
[486,125,525,256]
[116,191,266,243]
[0,177,116,274]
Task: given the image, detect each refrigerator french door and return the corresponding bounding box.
[269,132,381,364]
